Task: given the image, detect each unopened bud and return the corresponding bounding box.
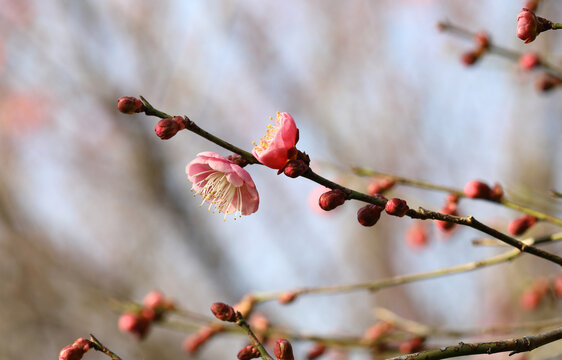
[385,198,409,217]
[357,204,383,227]
[58,338,92,360]
[461,51,480,66]
[319,189,347,211]
[519,53,541,70]
[554,274,562,298]
[210,302,237,322]
[474,31,490,49]
[117,96,144,114]
[536,73,562,92]
[118,312,151,339]
[155,116,185,140]
[406,222,428,250]
[435,204,458,232]
[278,291,298,304]
[234,295,256,318]
[367,177,395,195]
[283,159,309,178]
[508,214,537,235]
[274,339,294,360]
[517,8,542,44]
[463,180,491,199]
[238,345,261,360]
[520,288,542,311]
[399,337,424,354]
[363,322,393,343]
[306,343,326,360]
[490,183,503,202]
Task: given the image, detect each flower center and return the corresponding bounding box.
[253,112,281,155]
[191,170,244,220]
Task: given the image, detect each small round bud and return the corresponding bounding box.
[233,295,256,318]
[274,339,294,360]
[463,180,491,199]
[155,116,185,140]
[535,73,562,92]
[278,291,298,304]
[117,96,144,114]
[399,337,424,354]
[143,290,164,309]
[517,8,539,43]
[519,53,541,70]
[357,204,383,227]
[210,302,237,322]
[59,338,92,360]
[118,312,151,339]
[238,345,261,360]
[306,343,326,360]
[461,51,480,66]
[318,189,347,211]
[406,222,428,250]
[507,214,537,236]
[474,31,490,49]
[520,289,542,311]
[363,322,393,343]
[435,204,458,232]
[489,183,503,202]
[385,198,409,217]
[283,159,309,178]
[445,193,459,205]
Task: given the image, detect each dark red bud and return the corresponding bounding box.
[367,178,395,195]
[357,204,383,227]
[461,51,480,66]
[283,159,309,178]
[490,183,503,202]
[399,337,424,354]
[435,204,458,232]
[508,214,537,235]
[318,189,347,211]
[306,343,326,359]
[474,31,490,49]
[117,96,144,114]
[210,302,237,322]
[274,339,294,360]
[58,338,92,360]
[237,345,261,360]
[463,180,491,199]
[536,73,562,92]
[155,116,185,140]
[385,198,409,217]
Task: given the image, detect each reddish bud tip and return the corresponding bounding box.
[490,183,504,202]
[318,189,347,211]
[357,204,383,227]
[233,295,256,318]
[58,338,92,360]
[367,177,395,195]
[155,116,185,140]
[363,322,393,342]
[554,274,562,298]
[117,96,144,114]
[461,51,480,66]
[385,198,409,217]
[463,180,492,199]
[517,8,539,43]
[210,302,237,322]
[535,73,562,92]
[283,159,309,178]
[508,214,537,236]
[118,312,151,339]
[519,53,541,70]
[406,222,428,250]
[274,339,294,360]
[520,289,542,311]
[238,345,261,360]
[474,31,490,49]
[278,291,298,304]
[435,204,458,232]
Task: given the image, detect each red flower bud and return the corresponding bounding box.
[306,343,326,360]
[406,222,428,250]
[474,31,490,49]
[318,189,347,211]
[59,338,92,360]
[519,53,541,70]
[117,96,144,114]
[554,274,562,298]
[274,339,294,360]
[435,204,458,232]
[385,198,409,217]
[283,159,309,178]
[520,289,542,311]
[399,337,424,354]
[118,312,152,339]
[357,204,383,227]
[507,214,537,236]
[535,73,562,92]
[463,180,491,199]
[517,8,552,43]
[461,51,481,66]
[367,177,395,195]
[278,291,298,304]
[233,295,256,318]
[210,302,237,322]
[363,322,393,342]
[490,183,504,202]
[155,116,185,140]
[238,345,261,360]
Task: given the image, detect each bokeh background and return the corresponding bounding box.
[1,0,561,359]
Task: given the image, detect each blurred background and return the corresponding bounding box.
[1,0,561,359]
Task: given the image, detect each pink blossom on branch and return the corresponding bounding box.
[517,8,552,43]
[252,112,299,169]
[186,152,259,218]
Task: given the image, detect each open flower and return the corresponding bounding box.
[252,112,298,169]
[186,152,259,218]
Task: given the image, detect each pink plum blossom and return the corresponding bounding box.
[186,152,259,218]
[252,112,298,169]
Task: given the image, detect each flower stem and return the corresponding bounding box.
[235,313,274,360]
[89,334,122,360]
[552,23,562,30]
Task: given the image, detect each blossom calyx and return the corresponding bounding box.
[385,198,409,217]
[155,116,185,140]
[283,159,309,178]
[318,189,347,211]
[210,302,237,322]
[517,8,552,44]
[274,339,294,360]
[357,204,383,227]
[118,96,144,114]
[253,112,299,169]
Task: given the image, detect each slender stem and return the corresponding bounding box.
[250,233,561,302]
[386,327,562,360]
[89,334,122,360]
[236,312,274,360]
[353,167,562,227]
[552,23,562,30]
[136,98,562,266]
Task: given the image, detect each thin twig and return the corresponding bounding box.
[89,334,122,360]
